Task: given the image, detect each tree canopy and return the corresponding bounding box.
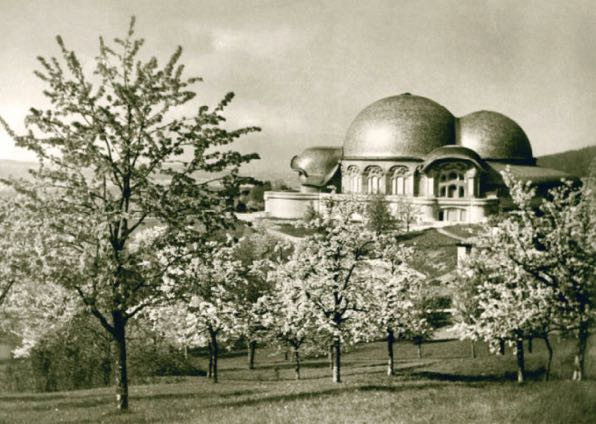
[0,17,259,409]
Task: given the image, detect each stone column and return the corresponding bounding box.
[406,174,414,195]
[466,168,477,198]
[426,173,435,197]
[467,177,475,198]
[469,204,487,223]
[418,175,426,197]
[342,174,350,193]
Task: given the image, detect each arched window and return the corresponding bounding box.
[388,166,408,195]
[437,164,467,198]
[365,166,384,194]
[346,165,361,193]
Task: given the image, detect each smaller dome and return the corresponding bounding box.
[290,147,342,187]
[458,111,533,162]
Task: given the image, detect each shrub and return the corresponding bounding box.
[2,313,203,392]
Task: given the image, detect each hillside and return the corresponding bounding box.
[536,145,596,177]
[1,144,594,191]
[266,220,460,280]
[0,159,300,191]
[0,159,36,180]
[1,338,594,423]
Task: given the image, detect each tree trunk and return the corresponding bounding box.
[516,338,525,383]
[572,320,589,381]
[387,329,395,376]
[416,342,422,359]
[284,350,289,361]
[543,335,553,382]
[113,311,128,410]
[207,342,213,379]
[498,338,505,355]
[41,354,53,392]
[527,337,533,354]
[329,344,334,370]
[209,330,218,383]
[332,337,341,383]
[294,347,301,380]
[470,340,476,359]
[248,340,256,370]
[102,336,112,386]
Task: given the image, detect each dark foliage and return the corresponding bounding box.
[365,195,397,234]
[2,313,202,392]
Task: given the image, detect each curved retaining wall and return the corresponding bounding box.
[264,191,320,219]
[265,191,498,222]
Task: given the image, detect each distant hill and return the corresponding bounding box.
[536,145,596,178]
[0,159,36,180]
[1,144,594,188]
[0,159,301,191]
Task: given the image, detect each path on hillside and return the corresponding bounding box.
[262,227,303,243]
[236,212,303,243]
[435,227,469,242]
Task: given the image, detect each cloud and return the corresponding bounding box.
[210,26,304,58]
[225,99,306,135]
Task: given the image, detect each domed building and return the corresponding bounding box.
[265,93,575,223]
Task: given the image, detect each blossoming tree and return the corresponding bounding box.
[231,229,285,370]
[263,244,321,380]
[0,196,40,308]
[453,169,594,382]
[495,172,594,381]
[456,243,559,383]
[368,242,430,376]
[0,18,258,409]
[0,195,80,358]
[290,198,379,383]
[149,239,243,383]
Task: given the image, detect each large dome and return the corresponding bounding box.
[343,94,455,159]
[457,111,533,162]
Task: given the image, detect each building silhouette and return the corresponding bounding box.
[265,93,574,222]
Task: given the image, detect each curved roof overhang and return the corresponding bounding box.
[419,147,488,173]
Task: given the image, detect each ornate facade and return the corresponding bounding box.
[265,94,575,222]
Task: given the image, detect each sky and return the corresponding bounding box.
[0,0,595,175]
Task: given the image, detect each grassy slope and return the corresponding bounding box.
[1,338,594,424]
[400,229,457,279]
[268,222,460,280]
[440,224,484,240]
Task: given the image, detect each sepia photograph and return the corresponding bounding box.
[0,1,594,422]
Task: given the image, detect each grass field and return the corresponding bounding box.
[0,337,594,424]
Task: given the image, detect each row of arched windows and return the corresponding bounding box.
[345,165,409,195]
[344,163,473,198]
